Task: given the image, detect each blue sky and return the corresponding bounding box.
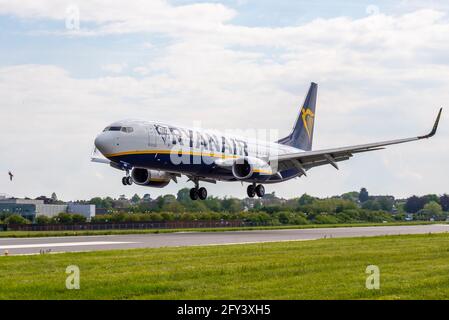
[0,0,448,200]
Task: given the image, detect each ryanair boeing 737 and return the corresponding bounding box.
[93,83,442,200]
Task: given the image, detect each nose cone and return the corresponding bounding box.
[94,133,112,156]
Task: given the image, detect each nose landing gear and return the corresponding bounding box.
[247,184,265,198]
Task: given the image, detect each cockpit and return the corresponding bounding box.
[103,126,134,133]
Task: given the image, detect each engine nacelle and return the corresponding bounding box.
[231,157,273,180]
[131,168,171,188]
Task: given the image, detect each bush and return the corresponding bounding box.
[5,214,31,225]
[290,215,309,225]
[52,212,73,224]
[71,214,87,223]
[277,211,309,225]
[245,212,272,224]
[314,214,339,224]
[393,213,407,221]
[359,210,393,223]
[36,215,51,224]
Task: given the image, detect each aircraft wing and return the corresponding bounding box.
[271,108,442,175]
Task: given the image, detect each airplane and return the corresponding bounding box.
[92,82,442,201]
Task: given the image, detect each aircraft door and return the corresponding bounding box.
[148,125,157,147]
[154,125,170,147]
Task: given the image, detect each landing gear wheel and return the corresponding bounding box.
[255,184,265,198]
[189,188,199,200]
[247,185,256,198]
[198,187,208,200]
[122,177,128,185]
[126,176,133,185]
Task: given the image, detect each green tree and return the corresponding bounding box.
[131,194,141,204]
[341,191,359,202]
[424,194,440,204]
[221,198,243,213]
[177,188,192,204]
[71,214,87,223]
[203,196,222,212]
[404,196,426,213]
[186,200,209,213]
[89,197,113,210]
[162,201,185,213]
[314,214,339,224]
[36,215,51,224]
[361,200,381,211]
[51,192,58,202]
[359,188,369,203]
[53,212,73,224]
[420,201,443,220]
[440,194,449,212]
[377,197,394,212]
[298,194,315,206]
[5,214,30,225]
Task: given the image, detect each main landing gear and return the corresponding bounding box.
[122,171,132,186]
[189,179,208,201]
[247,183,265,198]
[122,176,132,185]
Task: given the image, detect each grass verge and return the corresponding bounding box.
[1,232,449,299]
[0,221,437,238]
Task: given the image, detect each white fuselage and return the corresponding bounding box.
[94,119,302,183]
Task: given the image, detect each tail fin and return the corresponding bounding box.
[277,82,317,151]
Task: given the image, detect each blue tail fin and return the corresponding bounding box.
[277,82,317,151]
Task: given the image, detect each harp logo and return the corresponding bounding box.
[301,108,315,141]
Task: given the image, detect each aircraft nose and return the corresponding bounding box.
[94,133,111,155]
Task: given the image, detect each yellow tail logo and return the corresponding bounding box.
[301,108,315,141]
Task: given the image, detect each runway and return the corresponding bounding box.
[1,224,448,256]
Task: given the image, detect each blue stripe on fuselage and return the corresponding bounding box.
[109,153,300,183]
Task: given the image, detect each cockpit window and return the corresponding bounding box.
[121,127,134,133]
[103,126,133,133]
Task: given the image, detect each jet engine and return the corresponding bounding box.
[231,157,273,180]
[131,168,171,188]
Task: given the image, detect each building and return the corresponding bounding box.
[0,198,95,222]
[67,203,95,218]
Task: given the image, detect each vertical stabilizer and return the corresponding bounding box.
[277,82,317,151]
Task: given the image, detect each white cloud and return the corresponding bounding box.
[0,0,236,36]
[102,63,127,74]
[0,2,448,199]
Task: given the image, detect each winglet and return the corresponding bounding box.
[419,108,442,139]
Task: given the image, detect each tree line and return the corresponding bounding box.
[1,188,448,225]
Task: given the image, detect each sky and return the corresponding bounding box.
[0,0,448,201]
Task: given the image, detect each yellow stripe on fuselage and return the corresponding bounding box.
[253,169,273,175]
[105,149,240,159]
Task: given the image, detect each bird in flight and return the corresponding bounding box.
[8,171,13,181]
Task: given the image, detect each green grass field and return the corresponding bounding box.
[0,221,435,238]
[1,232,449,299]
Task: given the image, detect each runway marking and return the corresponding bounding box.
[0,241,137,250]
